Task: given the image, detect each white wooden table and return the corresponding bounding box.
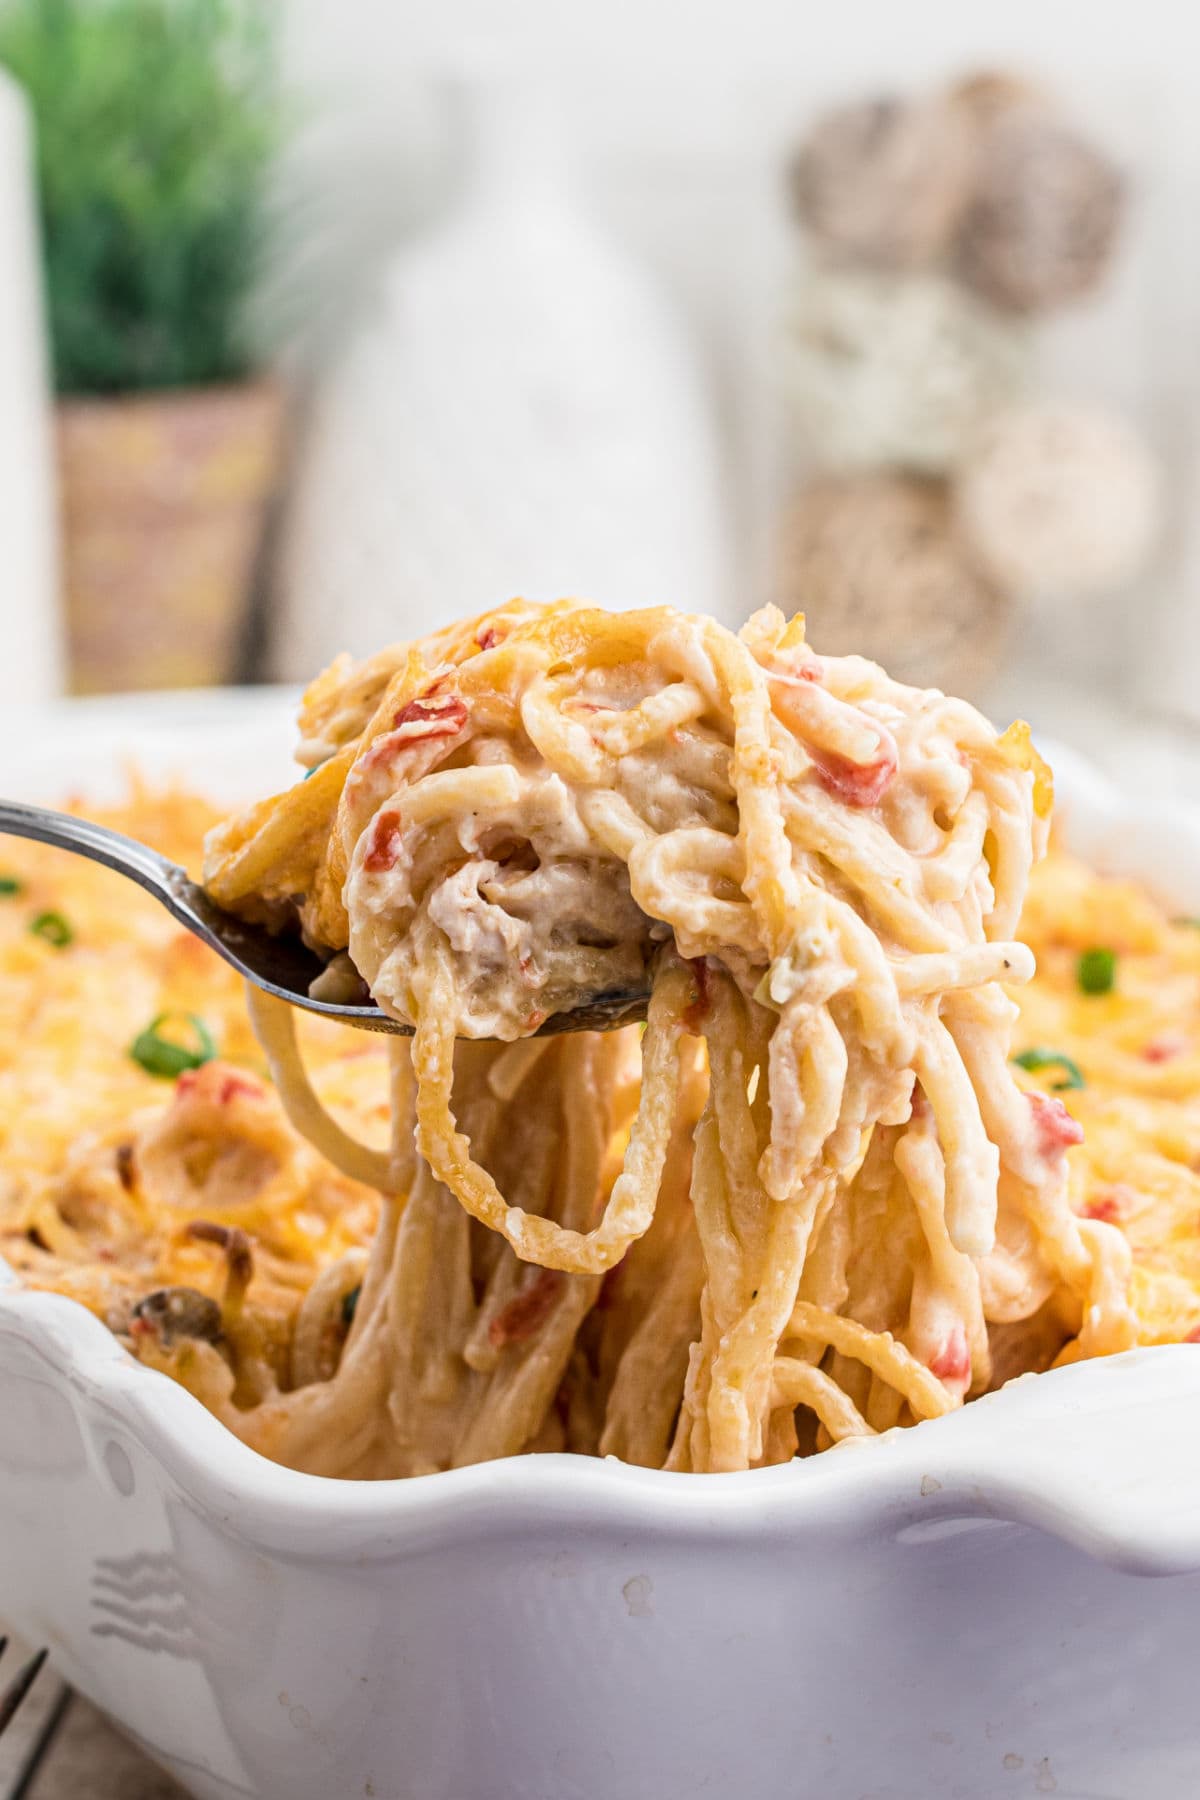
[8,1695,185,1798]
[0,1629,186,1797]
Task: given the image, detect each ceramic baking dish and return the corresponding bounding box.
[2,690,1200,1800]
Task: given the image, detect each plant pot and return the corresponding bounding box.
[57,379,284,694]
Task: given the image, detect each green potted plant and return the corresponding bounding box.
[0,0,284,692]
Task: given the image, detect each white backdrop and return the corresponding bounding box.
[279,1,1198,333]
[276,0,1200,736]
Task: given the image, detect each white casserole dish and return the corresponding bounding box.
[2,690,1200,1800]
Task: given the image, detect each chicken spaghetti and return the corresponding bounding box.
[10,603,1199,1477]
[193,598,1140,1474]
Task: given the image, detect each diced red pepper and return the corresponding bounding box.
[1142,1037,1185,1065]
[358,732,399,775]
[363,809,404,874]
[1081,1184,1134,1224]
[393,693,469,738]
[772,655,825,685]
[809,728,898,809]
[1026,1091,1085,1156]
[217,1071,262,1106]
[488,1269,565,1348]
[930,1322,970,1386]
[175,1065,263,1106]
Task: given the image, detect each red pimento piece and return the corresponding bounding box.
[772,655,825,685]
[176,1065,262,1105]
[1142,1037,1185,1065]
[217,1071,262,1106]
[488,1269,566,1348]
[476,627,500,652]
[809,728,898,810]
[682,957,712,1033]
[359,732,402,775]
[393,693,469,737]
[1026,1091,1085,1157]
[930,1323,970,1386]
[1081,1183,1134,1224]
[354,689,465,782]
[363,809,404,874]
[1185,1324,1200,1344]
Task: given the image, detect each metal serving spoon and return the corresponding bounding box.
[0,800,649,1036]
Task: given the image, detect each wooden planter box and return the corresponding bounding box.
[57,379,284,693]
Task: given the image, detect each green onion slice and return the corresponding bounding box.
[1012,1047,1086,1091]
[1077,947,1116,996]
[30,910,72,948]
[342,1284,361,1326]
[0,876,22,897]
[129,1012,217,1080]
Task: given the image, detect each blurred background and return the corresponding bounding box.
[3,0,1200,789]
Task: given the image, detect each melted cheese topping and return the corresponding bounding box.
[1017,848,1200,1348]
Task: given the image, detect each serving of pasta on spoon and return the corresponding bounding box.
[184,598,1134,1476]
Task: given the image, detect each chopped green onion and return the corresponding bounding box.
[129,1012,217,1080]
[1012,1047,1086,1091]
[303,757,330,781]
[342,1284,361,1326]
[1077,947,1116,996]
[1176,916,1200,931]
[30,910,72,948]
[0,876,22,897]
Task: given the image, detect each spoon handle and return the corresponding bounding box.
[0,797,184,900]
